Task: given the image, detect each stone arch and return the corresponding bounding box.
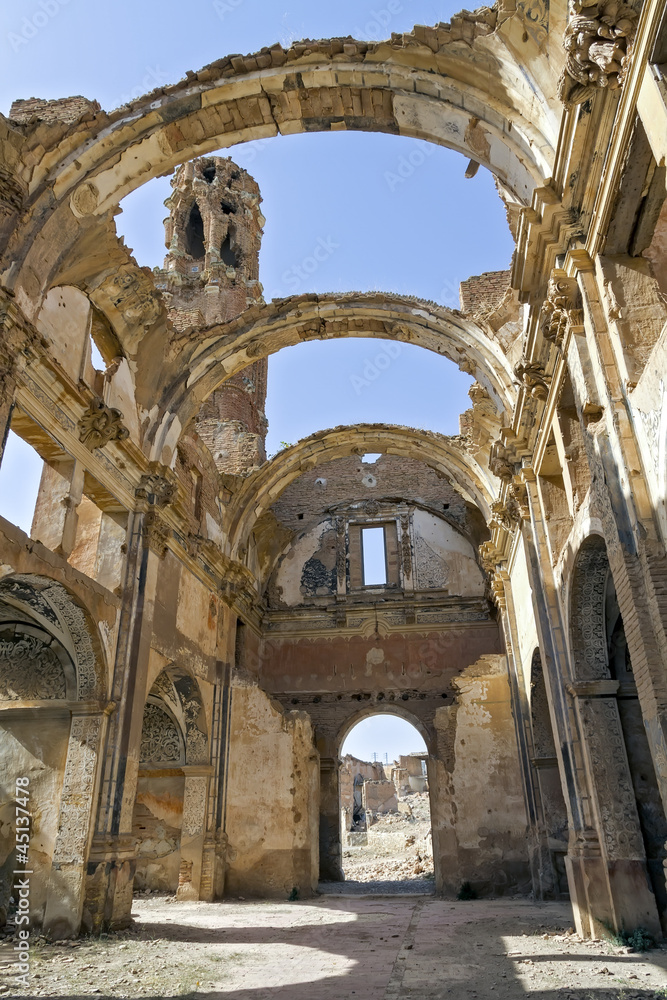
[160,293,515,451]
[226,423,496,560]
[337,705,433,757]
[0,574,108,938]
[0,574,106,701]
[7,24,558,308]
[145,666,209,766]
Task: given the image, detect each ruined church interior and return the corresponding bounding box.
[2,0,667,995]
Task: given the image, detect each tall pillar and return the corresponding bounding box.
[177,771,211,900]
[85,478,173,931]
[521,466,660,936]
[319,757,343,881]
[43,708,108,939]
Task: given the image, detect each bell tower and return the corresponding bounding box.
[156,156,268,475]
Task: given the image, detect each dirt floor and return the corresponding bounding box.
[341,790,434,886]
[3,896,667,999]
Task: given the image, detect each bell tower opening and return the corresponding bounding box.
[184,202,205,259]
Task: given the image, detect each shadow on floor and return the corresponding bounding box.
[6,896,667,999]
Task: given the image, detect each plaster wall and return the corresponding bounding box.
[432,655,531,896]
[224,678,319,898]
[0,714,70,926]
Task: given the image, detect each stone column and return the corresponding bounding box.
[568,253,667,828]
[85,491,172,932]
[43,709,107,939]
[319,757,343,881]
[494,565,554,899]
[176,772,211,900]
[520,470,612,935]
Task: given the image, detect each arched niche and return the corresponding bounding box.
[0,574,107,939]
[132,667,210,901]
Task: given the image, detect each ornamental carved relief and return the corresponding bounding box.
[540,271,582,348]
[400,514,413,579]
[78,397,129,450]
[514,357,552,400]
[580,697,645,861]
[558,0,639,108]
[139,702,185,764]
[52,715,102,865]
[182,776,208,837]
[0,576,99,700]
[489,441,516,483]
[570,539,611,681]
[136,464,177,507]
[335,517,346,588]
[0,634,67,700]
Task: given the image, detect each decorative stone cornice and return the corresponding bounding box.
[558,0,639,108]
[136,463,177,508]
[78,397,129,450]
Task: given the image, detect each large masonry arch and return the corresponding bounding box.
[161,292,516,445]
[4,23,559,316]
[226,423,496,558]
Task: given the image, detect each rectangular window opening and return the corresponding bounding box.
[362,526,387,586]
[0,429,44,536]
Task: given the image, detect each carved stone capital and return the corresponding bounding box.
[136,463,177,507]
[78,397,129,450]
[558,0,639,108]
[508,482,531,521]
[514,357,552,400]
[219,560,257,609]
[488,499,522,533]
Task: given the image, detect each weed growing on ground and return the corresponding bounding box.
[457,881,477,900]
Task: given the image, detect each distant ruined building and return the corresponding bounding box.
[1,0,667,946]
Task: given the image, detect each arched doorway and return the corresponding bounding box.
[132,667,210,902]
[0,574,107,938]
[338,713,434,890]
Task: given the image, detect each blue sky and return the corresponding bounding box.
[1,0,512,756]
[341,714,427,762]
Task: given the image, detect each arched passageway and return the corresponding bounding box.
[337,713,434,892]
[0,574,107,939]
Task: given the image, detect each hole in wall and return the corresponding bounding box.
[185,203,205,258]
